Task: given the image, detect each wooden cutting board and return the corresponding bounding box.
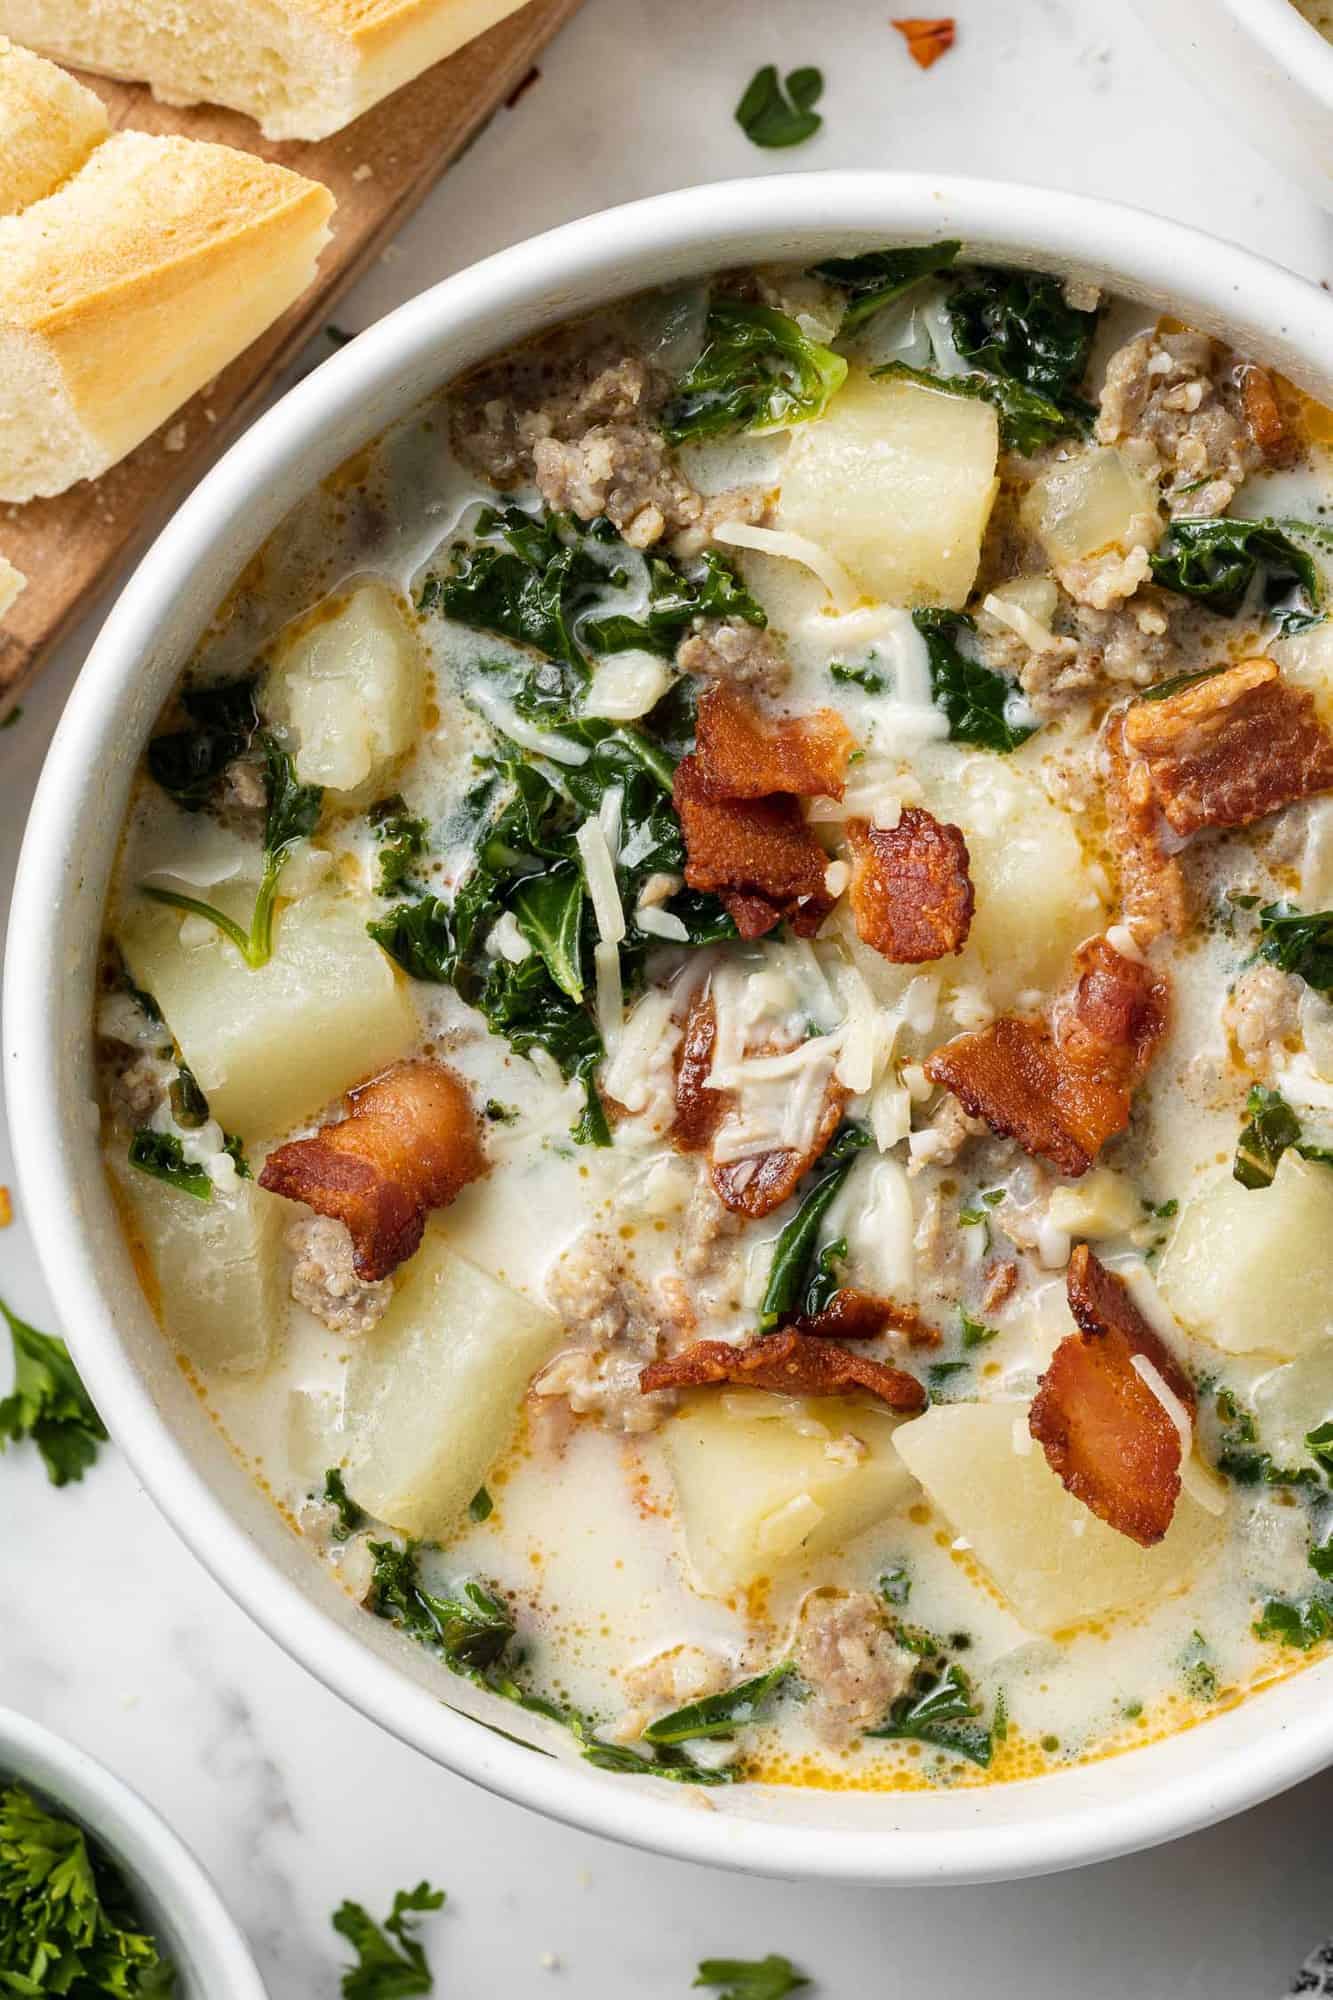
[0,0,584,719]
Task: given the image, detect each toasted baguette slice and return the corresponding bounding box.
[0,35,108,214]
[0,0,531,141]
[0,131,334,503]
[0,555,26,615]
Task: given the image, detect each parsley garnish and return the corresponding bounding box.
[333,1881,443,1997]
[734,64,824,148]
[0,1297,106,1487]
[695,1956,810,2000]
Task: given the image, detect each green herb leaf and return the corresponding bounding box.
[871,358,1081,454]
[695,1956,810,2000]
[1211,1389,1317,1488]
[0,1782,176,1994]
[513,866,588,1002]
[0,1297,107,1487]
[947,265,1099,417]
[758,1128,869,1329]
[865,1660,994,1766]
[880,1564,912,1607]
[734,63,824,148]
[811,240,960,333]
[370,796,430,897]
[829,659,885,694]
[324,1468,366,1542]
[468,1486,494,1523]
[367,896,456,984]
[333,1881,443,1998]
[583,549,765,656]
[1254,1592,1333,1650]
[663,301,847,443]
[960,1309,998,1349]
[1234,1084,1304,1189]
[913,608,1037,754]
[146,677,258,808]
[1149,517,1321,629]
[1256,900,1333,993]
[643,1663,792,1745]
[128,1129,212,1201]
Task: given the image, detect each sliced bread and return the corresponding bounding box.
[0,130,334,503]
[0,0,532,141]
[0,34,108,214]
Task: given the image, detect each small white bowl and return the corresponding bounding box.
[0,1707,267,1998]
[8,174,1333,1888]
[1130,0,1333,206]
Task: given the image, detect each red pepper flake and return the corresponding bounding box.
[891,17,956,68]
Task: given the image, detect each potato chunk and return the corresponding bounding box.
[118,887,417,1140]
[893,1402,1219,1634]
[1156,1152,1333,1359]
[344,1231,564,1539]
[110,1156,286,1375]
[1020,444,1161,564]
[661,1391,915,1598]
[263,581,423,804]
[777,370,998,608]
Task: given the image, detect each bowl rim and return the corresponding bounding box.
[9,170,1333,1888]
[1222,0,1333,88]
[0,1706,268,1997]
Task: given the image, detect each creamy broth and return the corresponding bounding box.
[97,251,1333,1791]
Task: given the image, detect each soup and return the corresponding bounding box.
[96,244,1333,1791]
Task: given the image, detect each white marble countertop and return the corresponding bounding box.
[4,0,1333,1991]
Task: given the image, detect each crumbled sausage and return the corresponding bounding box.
[677,619,791,697]
[1096,330,1264,518]
[1226,962,1301,1065]
[532,424,702,549]
[288,1215,393,1335]
[108,1053,170,1126]
[794,1591,913,1748]
[535,1231,691,1434]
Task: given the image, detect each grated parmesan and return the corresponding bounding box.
[714,521,859,612]
[576,811,625,946]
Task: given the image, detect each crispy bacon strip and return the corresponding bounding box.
[891,15,955,66]
[1103,714,1190,942]
[1238,364,1287,463]
[792,1288,938,1347]
[675,755,833,940]
[693,684,854,802]
[1029,1246,1194,1546]
[1123,656,1333,837]
[671,992,728,1153]
[259,1060,484,1281]
[924,937,1168,1177]
[711,1076,848,1218]
[639,1330,926,1411]
[845,809,973,963]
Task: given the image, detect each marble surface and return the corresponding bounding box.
[4,0,1333,1991]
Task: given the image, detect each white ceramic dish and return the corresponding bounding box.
[0,1706,267,1996]
[1130,0,1333,207]
[8,173,1333,1888]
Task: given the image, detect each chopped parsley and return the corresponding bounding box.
[734,64,824,148]
[694,1957,810,2000]
[0,1296,106,1487]
[467,1486,494,1523]
[333,1881,443,1997]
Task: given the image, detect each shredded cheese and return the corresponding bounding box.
[594,940,625,1054]
[1130,1353,1228,1518]
[468,682,590,765]
[575,814,625,946]
[635,905,690,942]
[714,521,859,613]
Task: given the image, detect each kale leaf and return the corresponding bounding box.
[369,796,429,897]
[0,1297,107,1487]
[146,676,258,809]
[332,1881,443,1998]
[1253,1592,1333,1650]
[829,660,885,694]
[1232,1084,1333,1190]
[662,301,847,443]
[642,1663,793,1745]
[324,1468,366,1542]
[871,358,1082,455]
[947,265,1099,418]
[141,737,322,969]
[913,608,1037,753]
[421,505,621,679]
[694,1957,810,2000]
[734,63,824,148]
[801,1236,848,1318]
[1148,517,1321,630]
[1256,900,1333,993]
[864,1659,995,1767]
[0,1782,176,1995]
[512,867,586,1001]
[758,1125,871,1330]
[582,549,765,656]
[366,896,455,984]
[811,240,961,333]
[128,1130,212,1202]
[1208,1389,1316,1488]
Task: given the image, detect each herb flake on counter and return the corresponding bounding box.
[643,1663,793,1746]
[0,1782,176,1995]
[0,1297,106,1487]
[695,1956,810,2000]
[811,240,960,333]
[662,301,847,443]
[734,63,824,149]
[128,1130,212,1202]
[333,1880,443,1998]
[1149,516,1322,630]
[913,609,1037,754]
[324,1468,366,1542]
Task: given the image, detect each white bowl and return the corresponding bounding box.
[1129,0,1333,206]
[8,173,1333,1888]
[0,1707,267,1997]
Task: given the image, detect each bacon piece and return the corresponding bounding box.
[1238,364,1287,463]
[675,755,833,941]
[671,992,728,1153]
[891,15,955,66]
[693,684,853,802]
[1102,714,1189,942]
[845,809,973,963]
[792,1288,938,1347]
[259,1060,484,1281]
[1029,1245,1194,1546]
[925,938,1168,1177]
[639,1330,926,1411]
[1123,656,1333,837]
[711,1076,848,1218]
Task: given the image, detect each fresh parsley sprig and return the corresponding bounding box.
[333,1881,443,1998]
[0,1297,106,1487]
[695,1956,810,2000]
[734,64,824,148]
